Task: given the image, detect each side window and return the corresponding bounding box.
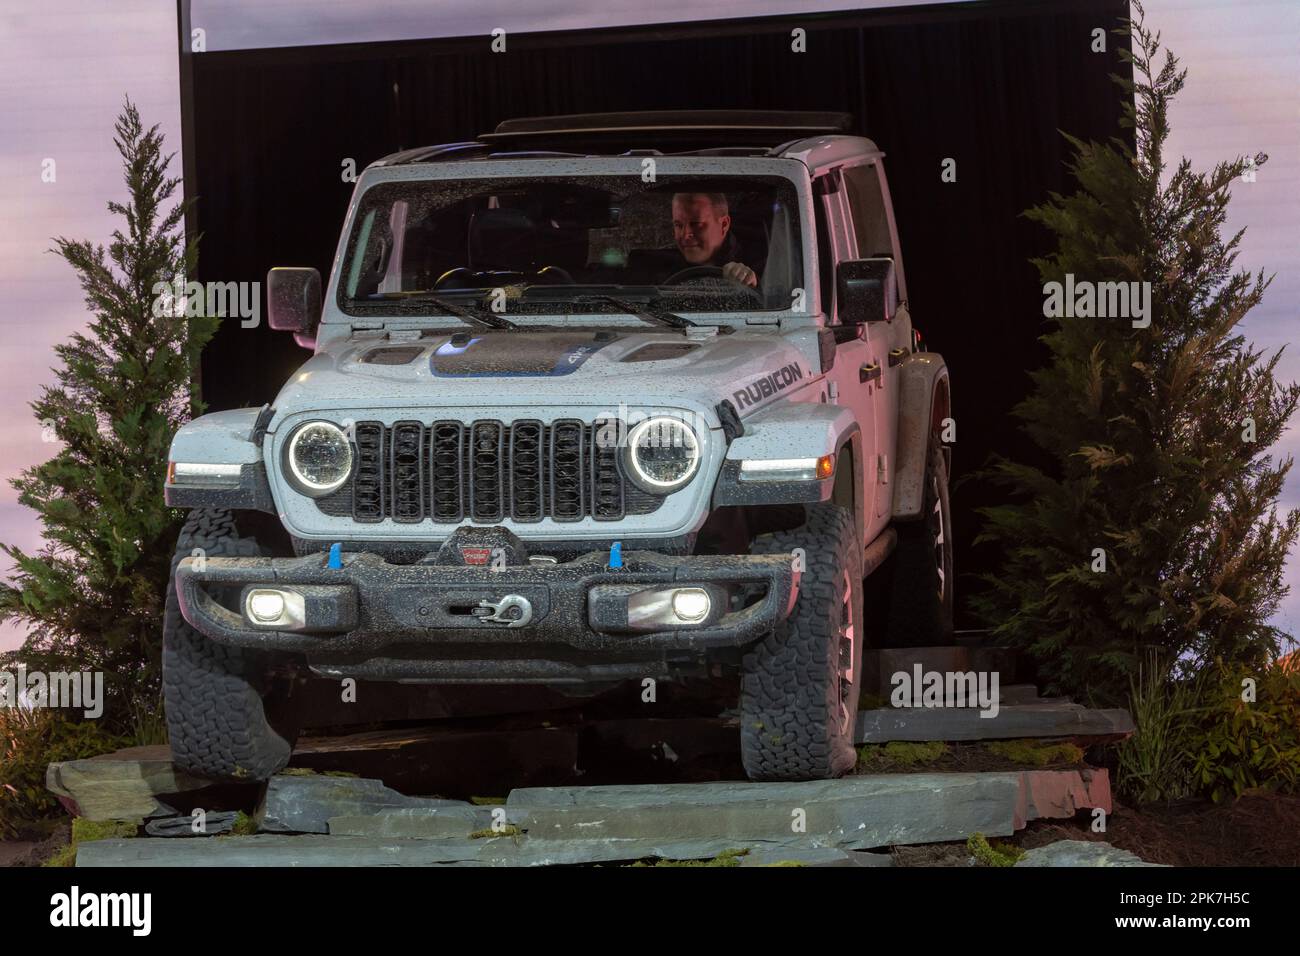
[812,173,839,319]
[843,161,907,301]
[842,164,893,260]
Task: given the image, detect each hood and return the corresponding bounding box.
[272,326,820,421]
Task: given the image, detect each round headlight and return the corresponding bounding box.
[625,417,700,493]
[286,421,353,496]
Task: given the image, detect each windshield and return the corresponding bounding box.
[336,174,804,317]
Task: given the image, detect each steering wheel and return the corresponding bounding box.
[661,264,764,308]
[433,267,476,290]
[662,265,727,285]
[435,266,577,289]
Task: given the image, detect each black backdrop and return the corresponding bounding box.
[185,0,1131,627]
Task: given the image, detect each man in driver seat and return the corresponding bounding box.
[669,192,759,287]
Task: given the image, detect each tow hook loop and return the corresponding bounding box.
[608,541,623,569]
[327,542,343,569]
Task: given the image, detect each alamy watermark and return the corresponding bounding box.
[890,666,1000,718]
[151,276,260,327]
[590,402,705,450]
[1042,273,1151,329]
[49,886,151,936]
[0,665,104,718]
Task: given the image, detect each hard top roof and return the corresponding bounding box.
[371,110,879,167]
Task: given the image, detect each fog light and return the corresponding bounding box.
[671,588,711,623]
[620,585,721,630]
[247,589,287,624]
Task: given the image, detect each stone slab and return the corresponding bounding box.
[144,810,240,837]
[257,773,471,834]
[76,770,1109,866]
[328,805,493,839]
[74,834,791,867]
[855,704,1134,743]
[45,748,230,823]
[862,647,969,699]
[1016,840,1165,867]
[1014,768,1111,828]
[506,775,1022,850]
[508,770,1108,851]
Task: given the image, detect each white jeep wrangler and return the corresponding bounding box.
[162,111,952,782]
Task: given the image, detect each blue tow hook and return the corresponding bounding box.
[608,541,623,569]
[326,542,343,569]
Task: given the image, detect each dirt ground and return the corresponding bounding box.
[1017,790,1300,867]
[892,790,1300,867]
[0,822,70,868]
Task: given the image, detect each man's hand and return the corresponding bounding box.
[722,261,759,287]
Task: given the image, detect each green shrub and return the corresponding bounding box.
[1186,663,1300,802]
[1115,658,1204,804]
[967,832,1024,867]
[127,693,168,747]
[0,708,129,839]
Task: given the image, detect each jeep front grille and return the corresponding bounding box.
[315,419,663,523]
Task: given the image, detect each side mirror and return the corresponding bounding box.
[267,267,321,349]
[836,258,897,326]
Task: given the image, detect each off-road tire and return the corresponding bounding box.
[740,505,863,781]
[878,438,954,647]
[163,508,299,781]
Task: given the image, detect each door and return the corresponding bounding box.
[841,161,906,528]
[812,169,878,530]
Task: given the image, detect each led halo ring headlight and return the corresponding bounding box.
[285,420,354,497]
[624,416,701,494]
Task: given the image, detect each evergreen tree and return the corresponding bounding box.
[973,4,1299,705]
[0,100,218,719]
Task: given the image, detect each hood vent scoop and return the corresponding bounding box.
[621,343,699,363]
[361,346,425,365]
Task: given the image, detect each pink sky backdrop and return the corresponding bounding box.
[0,2,183,652]
[0,1,1296,653]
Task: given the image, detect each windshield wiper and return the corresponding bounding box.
[575,294,696,331]
[376,293,516,330]
[422,295,517,331]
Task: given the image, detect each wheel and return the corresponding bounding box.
[162,508,300,781]
[877,437,954,647]
[739,504,863,781]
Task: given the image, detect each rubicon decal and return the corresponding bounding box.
[732,362,804,410]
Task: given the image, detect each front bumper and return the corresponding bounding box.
[174,549,799,661]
